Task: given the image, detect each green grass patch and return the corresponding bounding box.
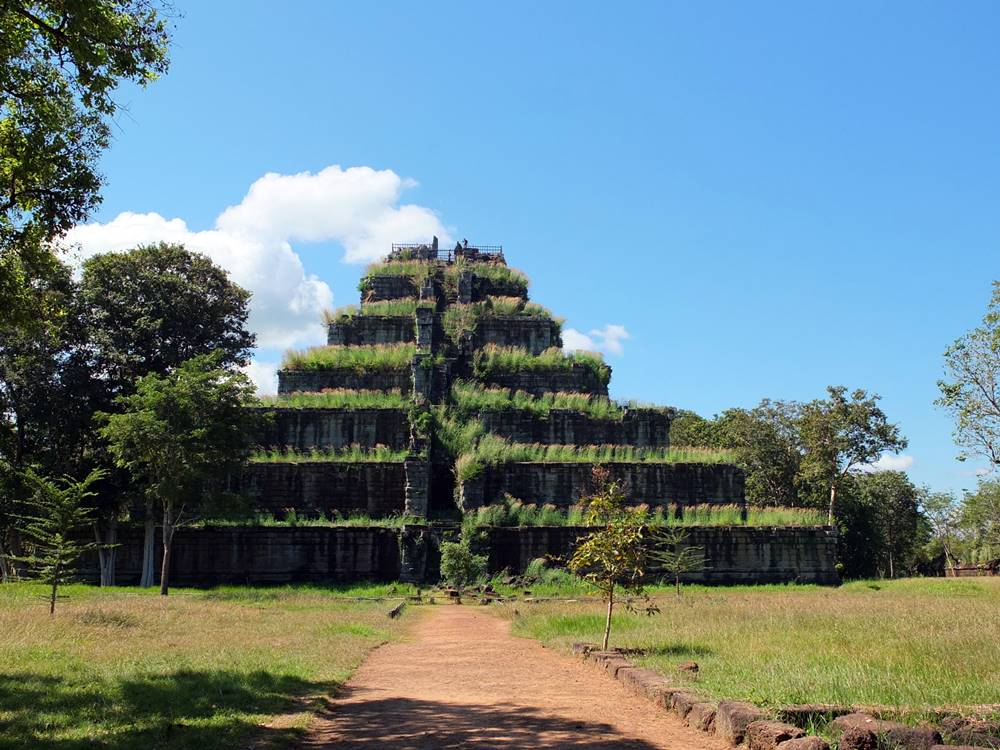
[249,445,410,463]
[259,389,409,409]
[323,298,435,322]
[451,380,628,420]
[358,260,434,291]
[455,436,735,481]
[443,260,529,296]
[201,510,426,528]
[0,582,413,750]
[473,345,611,386]
[498,577,1000,709]
[281,344,415,372]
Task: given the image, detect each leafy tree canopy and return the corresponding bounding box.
[1,0,172,328]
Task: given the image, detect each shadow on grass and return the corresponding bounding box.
[314,693,665,749]
[0,669,337,750]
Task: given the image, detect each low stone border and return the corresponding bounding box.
[572,644,997,750]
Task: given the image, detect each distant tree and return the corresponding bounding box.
[797,386,908,524]
[854,471,926,578]
[439,540,487,590]
[650,526,706,596]
[961,478,1000,563]
[1,0,171,329]
[715,400,802,506]
[98,353,259,596]
[936,281,1000,470]
[80,244,255,586]
[568,470,654,650]
[12,468,105,614]
[920,489,963,573]
[669,410,720,448]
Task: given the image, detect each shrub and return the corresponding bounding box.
[439,540,487,589]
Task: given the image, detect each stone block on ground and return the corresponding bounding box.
[747,720,806,750]
[716,700,769,746]
[686,702,718,732]
[831,713,942,750]
[777,737,830,750]
[618,666,671,700]
[571,642,599,656]
[671,691,703,720]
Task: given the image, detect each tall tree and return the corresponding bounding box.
[920,489,963,573]
[98,353,259,595]
[936,281,1000,469]
[798,386,908,523]
[854,471,926,578]
[79,243,255,585]
[0,0,171,328]
[961,478,1000,563]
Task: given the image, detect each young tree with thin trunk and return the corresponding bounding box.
[567,470,652,650]
[98,352,259,595]
[13,468,105,614]
[651,526,706,596]
[798,386,907,524]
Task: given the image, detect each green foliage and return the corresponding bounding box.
[450,380,625,421]
[454,436,735,483]
[441,297,561,343]
[281,343,415,372]
[567,472,655,649]
[12,468,106,613]
[960,478,1000,562]
[798,386,908,523]
[669,409,723,448]
[473,345,611,386]
[249,445,409,463]
[936,281,1000,468]
[439,540,487,589]
[1,1,171,329]
[98,353,261,595]
[323,298,435,323]
[202,510,424,528]
[78,243,255,392]
[442,260,529,296]
[650,526,707,596]
[358,260,434,291]
[258,389,409,410]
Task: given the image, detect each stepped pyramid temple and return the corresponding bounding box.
[111,239,838,585]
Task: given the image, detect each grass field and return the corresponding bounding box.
[498,577,1000,710]
[0,583,416,750]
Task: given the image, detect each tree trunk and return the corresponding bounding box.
[160,502,174,596]
[602,585,615,651]
[140,513,156,588]
[675,573,681,597]
[0,552,9,583]
[49,561,59,615]
[95,517,118,587]
[827,483,838,525]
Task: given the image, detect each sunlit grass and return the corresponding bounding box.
[0,583,415,749]
[498,577,1000,709]
[258,388,409,409]
[249,445,410,463]
[451,380,627,420]
[280,343,415,372]
[472,345,611,386]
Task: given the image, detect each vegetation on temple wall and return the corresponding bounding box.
[469,497,825,528]
[472,345,610,386]
[249,445,410,463]
[452,380,630,421]
[259,388,410,410]
[281,343,415,372]
[357,259,434,292]
[442,297,562,343]
[455,436,736,482]
[323,298,435,323]
[200,510,425,528]
[443,260,529,296]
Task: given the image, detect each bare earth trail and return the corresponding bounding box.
[302,604,728,749]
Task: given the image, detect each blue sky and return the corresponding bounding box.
[69,1,1000,495]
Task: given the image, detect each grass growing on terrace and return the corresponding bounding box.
[281,343,415,372]
[441,298,563,343]
[451,380,627,420]
[443,260,529,296]
[323,298,436,323]
[473,345,611,386]
[455,436,735,481]
[497,577,1000,709]
[259,388,410,409]
[469,499,825,528]
[201,510,426,528]
[358,260,434,290]
[249,445,409,463]
[0,582,413,750]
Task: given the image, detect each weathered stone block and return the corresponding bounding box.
[716,700,768,745]
[671,691,703,719]
[687,702,718,732]
[747,720,806,750]
[777,737,830,750]
[831,714,942,750]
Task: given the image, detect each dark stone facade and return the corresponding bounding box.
[459,461,745,509]
[472,275,527,300]
[277,368,411,394]
[477,407,672,447]
[327,315,414,346]
[254,407,409,450]
[362,275,418,301]
[242,462,406,516]
[485,526,839,585]
[474,316,562,355]
[479,364,610,397]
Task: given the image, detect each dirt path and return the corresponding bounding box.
[302,604,728,749]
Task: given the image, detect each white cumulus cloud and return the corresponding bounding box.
[563,323,631,357]
[242,359,278,395]
[858,454,915,473]
[63,165,451,349]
